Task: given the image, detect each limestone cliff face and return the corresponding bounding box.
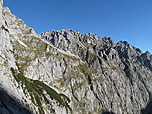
[0,1,152,114]
[0,2,71,114]
[39,30,152,114]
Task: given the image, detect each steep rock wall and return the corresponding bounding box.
[0,0,152,114]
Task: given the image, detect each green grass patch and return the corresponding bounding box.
[10,64,72,113]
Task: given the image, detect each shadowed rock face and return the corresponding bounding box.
[0,88,32,114]
[141,98,152,114]
[0,0,152,114]
[101,110,115,114]
[138,51,152,71]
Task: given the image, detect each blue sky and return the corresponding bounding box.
[4,0,152,53]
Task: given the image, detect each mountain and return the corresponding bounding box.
[0,0,152,113]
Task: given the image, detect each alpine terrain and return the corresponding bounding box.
[0,0,152,114]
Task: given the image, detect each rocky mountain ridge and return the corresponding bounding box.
[0,0,152,113]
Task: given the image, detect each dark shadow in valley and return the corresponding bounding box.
[101,110,115,114]
[141,99,152,114]
[0,88,33,114]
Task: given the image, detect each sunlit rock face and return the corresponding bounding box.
[0,0,152,114]
[0,0,3,26]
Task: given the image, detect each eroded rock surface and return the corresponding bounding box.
[0,0,152,113]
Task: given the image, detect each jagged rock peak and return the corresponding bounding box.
[3,6,12,13]
[40,28,116,46]
[1,0,152,113]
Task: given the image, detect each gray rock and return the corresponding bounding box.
[0,0,152,114]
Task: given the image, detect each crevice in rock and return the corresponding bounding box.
[98,57,102,65]
[87,76,103,105]
[121,59,133,85]
[50,38,55,45]
[85,49,89,63]
[103,54,108,61]
[69,78,79,102]
[1,25,9,32]
[62,58,68,83]
[101,110,115,114]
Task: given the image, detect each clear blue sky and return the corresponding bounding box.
[4,0,152,53]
